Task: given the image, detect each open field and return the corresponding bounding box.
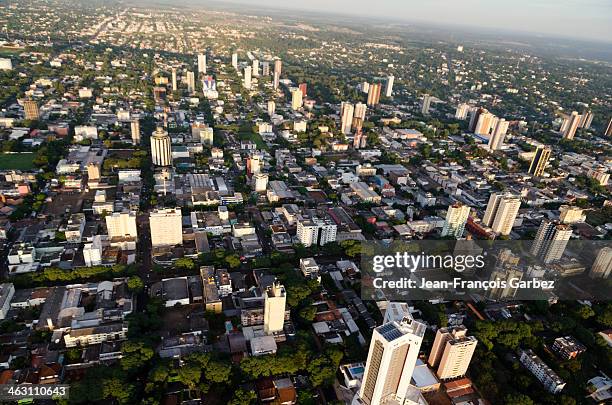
[0,153,36,170]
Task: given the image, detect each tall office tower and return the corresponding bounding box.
[474,111,495,135]
[354,102,367,121]
[358,317,425,405]
[273,59,282,90]
[385,75,394,97]
[455,103,470,120]
[247,153,263,176]
[87,162,101,181]
[561,111,581,140]
[243,66,252,89]
[528,145,551,177]
[298,83,307,98]
[488,118,509,150]
[291,88,303,110]
[231,52,238,69]
[579,110,593,129]
[263,281,286,334]
[267,100,276,116]
[151,127,172,167]
[171,68,177,92]
[482,193,521,236]
[589,247,612,279]
[530,220,572,264]
[441,203,471,238]
[367,83,381,106]
[488,266,523,300]
[149,208,183,247]
[253,173,269,192]
[468,107,484,132]
[23,99,39,120]
[340,102,355,135]
[197,53,207,73]
[262,61,270,76]
[421,94,432,115]
[186,71,195,94]
[106,211,138,239]
[428,326,478,380]
[130,119,140,145]
[605,118,612,136]
[252,59,259,76]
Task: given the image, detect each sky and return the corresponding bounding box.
[215,0,612,43]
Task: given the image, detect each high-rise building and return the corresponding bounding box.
[488,118,509,150]
[589,247,612,279]
[482,193,521,236]
[474,111,495,135]
[385,75,394,97]
[488,266,523,300]
[291,88,302,110]
[354,102,367,121]
[298,83,307,98]
[197,53,207,73]
[340,102,354,135]
[468,107,486,132]
[243,66,252,89]
[528,145,551,177]
[273,59,282,90]
[263,281,286,334]
[428,326,477,380]
[358,317,425,405]
[247,153,263,176]
[441,203,471,238]
[252,59,259,76]
[561,111,581,140]
[231,52,238,69]
[151,127,172,166]
[559,205,584,224]
[580,111,594,129]
[421,94,432,115]
[297,217,337,247]
[530,220,572,264]
[130,120,140,145]
[186,71,195,94]
[87,162,101,181]
[171,68,177,92]
[605,118,612,136]
[455,103,470,120]
[149,208,182,247]
[253,173,269,192]
[23,99,39,120]
[106,211,138,239]
[367,83,381,106]
[267,100,276,116]
[262,61,270,76]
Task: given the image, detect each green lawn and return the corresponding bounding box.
[238,131,268,150]
[0,153,36,170]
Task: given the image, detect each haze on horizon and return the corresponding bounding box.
[208,0,612,43]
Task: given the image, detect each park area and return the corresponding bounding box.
[0,153,36,170]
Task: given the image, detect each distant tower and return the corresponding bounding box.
[263,281,286,334]
[243,66,252,89]
[605,118,612,137]
[366,83,381,106]
[130,119,141,145]
[151,127,172,167]
[291,88,302,110]
[186,71,195,94]
[197,53,207,73]
[530,220,572,264]
[488,118,509,150]
[298,83,307,98]
[262,61,270,76]
[561,111,581,140]
[252,59,259,77]
[528,145,551,177]
[273,59,282,90]
[231,52,238,69]
[428,326,478,380]
[385,75,394,97]
[23,99,40,120]
[354,102,367,121]
[455,103,470,120]
[340,102,354,135]
[482,193,521,236]
[474,111,495,135]
[267,100,276,117]
[171,68,177,92]
[441,203,471,238]
[589,247,612,279]
[358,317,425,405]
